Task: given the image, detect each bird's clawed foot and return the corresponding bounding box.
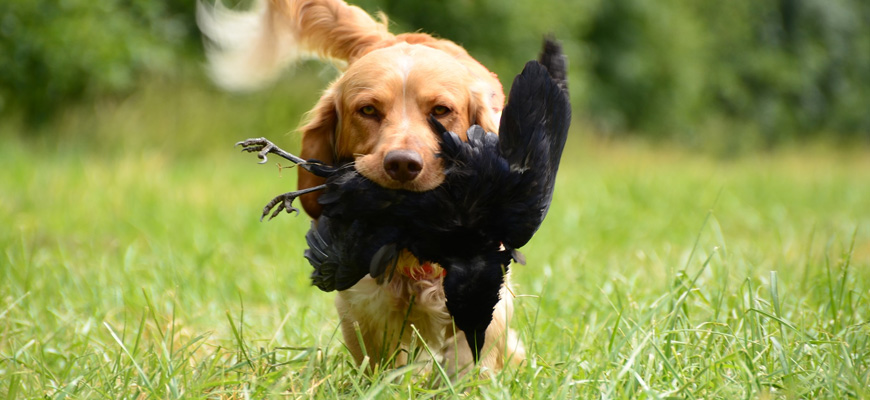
[261,191,300,221]
[260,184,329,221]
[236,137,306,165]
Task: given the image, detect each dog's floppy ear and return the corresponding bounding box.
[298,90,338,219]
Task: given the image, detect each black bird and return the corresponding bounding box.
[237,38,571,361]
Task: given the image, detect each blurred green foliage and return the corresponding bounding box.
[2,0,868,144]
[0,0,197,123]
[359,0,870,145]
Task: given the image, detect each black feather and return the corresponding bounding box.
[537,36,568,93]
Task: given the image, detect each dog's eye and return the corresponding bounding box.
[432,106,451,116]
[359,105,378,116]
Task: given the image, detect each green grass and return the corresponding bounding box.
[2,72,869,398]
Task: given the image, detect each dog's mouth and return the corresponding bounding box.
[353,151,445,192]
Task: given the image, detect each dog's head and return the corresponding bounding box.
[197,0,503,218]
[298,39,504,218]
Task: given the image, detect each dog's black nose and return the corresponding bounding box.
[384,150,423,182]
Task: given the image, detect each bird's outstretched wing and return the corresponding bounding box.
[304,166,412,291]
[304,213,404,292]
[494,49,572,249]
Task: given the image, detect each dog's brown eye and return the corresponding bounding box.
[432,105,451,116]
[360,105,377,116]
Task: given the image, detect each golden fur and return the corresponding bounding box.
[335,253,523,375]
[198,0,523,374]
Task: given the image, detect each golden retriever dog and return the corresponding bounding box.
[198,0,525,374]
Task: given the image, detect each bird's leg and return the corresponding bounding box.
[236,137,337,178]
[260,184,328,221]
[236,137,307,165]
[237,137,335,221]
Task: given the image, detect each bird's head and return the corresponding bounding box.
[442,251,512,361]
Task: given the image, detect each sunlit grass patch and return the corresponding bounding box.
[1,74,869,398]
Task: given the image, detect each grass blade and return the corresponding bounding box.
[104,322,156,395]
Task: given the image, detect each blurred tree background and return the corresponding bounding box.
[1,0,868,148]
